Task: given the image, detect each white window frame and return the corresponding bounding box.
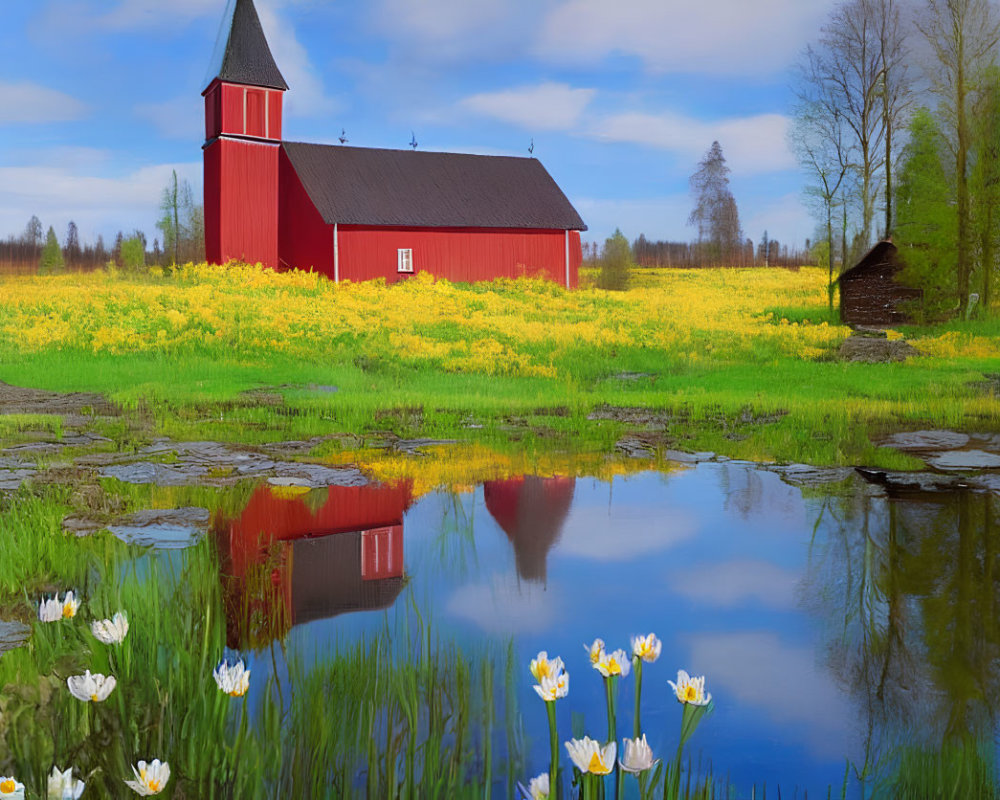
[397,248,413,273]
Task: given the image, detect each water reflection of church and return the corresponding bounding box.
[215,475,576,648]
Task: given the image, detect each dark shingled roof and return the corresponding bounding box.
[835,240,898,283]
[282,141,587,230]
[213,0,288,91]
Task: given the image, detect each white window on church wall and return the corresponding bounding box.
[397,248,413,273]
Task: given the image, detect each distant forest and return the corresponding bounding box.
[582,234,809,270]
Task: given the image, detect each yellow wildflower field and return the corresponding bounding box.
[0,263,857,376]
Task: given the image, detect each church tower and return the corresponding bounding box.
[203,0,287,268]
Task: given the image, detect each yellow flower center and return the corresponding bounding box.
[587,752,611,775]
[229,688,244,697]
[0,779,15,793]
[537,661,552,679]
[91,693,98,702]
[683,685,698,702]
[148,779,161,791]
[62,604,74,618]
[607,657,620,675]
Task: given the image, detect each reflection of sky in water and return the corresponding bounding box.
[242,463,865,795]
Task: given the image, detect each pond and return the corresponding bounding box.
[5,453,999,798]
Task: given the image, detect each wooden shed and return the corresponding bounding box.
[836,241,922,326]
[204,0,586,286]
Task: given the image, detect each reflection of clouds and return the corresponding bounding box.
[556,506,697,561]
[446,575,558,635]
[671,561,799,610]
[687,632,852,758]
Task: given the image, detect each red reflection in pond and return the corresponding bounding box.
[483,476,575,583]
[215,482,414,649]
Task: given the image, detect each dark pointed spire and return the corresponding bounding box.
[211,0,288,91]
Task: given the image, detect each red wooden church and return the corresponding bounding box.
[203,0,586,286]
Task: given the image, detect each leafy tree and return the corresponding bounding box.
[895,108,956,317]
[688,141,742,266]
[596,228,631,290]
[38,226,64,275]
[971,67,1000,309]
[918,0,1000,309]
[119,235,146,272]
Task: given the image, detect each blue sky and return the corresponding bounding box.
[0,0,839,251]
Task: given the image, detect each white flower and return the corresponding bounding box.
[668,669,711,706]
[213,659,250,697]
[631,633,661,663]
[0,776,23,798]
[39,592,80,622]
[526,772,549,799]
[593,648,631,678]
[124,760,170,796]
[529,651,564,683]
[584,638,605,665]
[67,670,116,703]
[533,669,569,702]
[92,611,129,645]
[620,735,658,774]
[48,766,85,800]
[565,736,616,775]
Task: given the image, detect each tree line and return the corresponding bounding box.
[793,0,1000,317]
[0,172,205,275]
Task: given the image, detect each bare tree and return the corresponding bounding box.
[792,98,853,310]
[799,0,913,252]
[688,141,743,266]
[918,0,1000,308]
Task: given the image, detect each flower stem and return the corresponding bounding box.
[633,658,643,739]
[546,700,559,800]
[604,676,617,745]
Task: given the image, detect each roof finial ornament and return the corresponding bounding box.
[409,131,418,150]
[339,128,348,145]
[528,138,534,155]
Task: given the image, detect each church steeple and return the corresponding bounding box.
[207,0,288,92]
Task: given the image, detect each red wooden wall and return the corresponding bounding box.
[330,226,580,287]
[204,138,280,268]
[278,149,333,273]
[204,80,283,142]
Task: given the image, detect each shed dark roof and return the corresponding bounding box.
[282,141,587,230]
[209,0,288,91]
[836,240,898,283]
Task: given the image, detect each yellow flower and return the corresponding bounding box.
[631,633,661,663]
[668,669,711,706]
[594,648,631,678]
[213,659,250,697]
[529,651,564,682]
[124,760,170,796]
[565,737,616,775]
[39,592,79,623]
[61,592,80,619]
[584,638,605,665]
[533,670,569,702]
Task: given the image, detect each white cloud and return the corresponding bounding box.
[460,82,595,131]
[254,1,339,119]
[590,111,795,176]
[0,157,201,246]
[446,575,559,635]
[135,96,204,140]
[687,631,852,757]
[671,560,800,610]
[0,81,88,124]
[557,504,697,561]
[537,0,836,76]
